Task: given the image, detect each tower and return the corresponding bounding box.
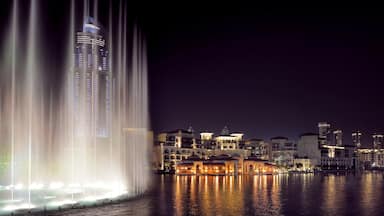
[318,122,331,146]
[74,17,111,138]
[352,131,362,148]
[373,134,383,149]
[333,130,343,146]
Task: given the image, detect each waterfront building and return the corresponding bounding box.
[357,134,384,169]
[297,133,321,164]
[155,129,197,172]
[357,148,384,169]
[157,129,196,148]
[176,155,278,175]
[176,154,238,175]
[243,138,270,160]
[215,127,243,150]
[333,130,343,146]
[270,136,297,167]
[373,134,384,149]
[320,144,355,170]
[318,122,331,146]
[292,158,317,172]
[243,157,278,175]
[352,131,362,148]
[199,132,216,149]
[154,128,250,172]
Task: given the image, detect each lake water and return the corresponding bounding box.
[47,172,384,216]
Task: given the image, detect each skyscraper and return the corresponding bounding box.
[333,130,343,146]
[74,17,111,138]
[352,131,362,148]
[318,122,331,146]
[373,134,383,149]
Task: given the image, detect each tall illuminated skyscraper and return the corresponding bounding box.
[74,17,111,138]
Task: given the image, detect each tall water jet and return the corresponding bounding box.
[10,0,18,201]
[0,0,151,214]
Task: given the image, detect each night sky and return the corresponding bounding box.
[141,2,384,145]
[1,1,383,145]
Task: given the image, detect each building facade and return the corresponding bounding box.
[243,138,270,160]
[74,17,111,138]
[270,136,297,167]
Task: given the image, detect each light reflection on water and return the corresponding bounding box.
[49,173,384,216]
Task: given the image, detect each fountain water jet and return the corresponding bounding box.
[0,0,151,214]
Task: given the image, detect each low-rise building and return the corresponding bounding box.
[176,155,278,175]
[292,158,317,172]
[357,148,384,169]
[176,155,239,175]
[243,157,278,175]
[320,145,356,170]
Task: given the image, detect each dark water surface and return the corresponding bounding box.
[48,173,384,216]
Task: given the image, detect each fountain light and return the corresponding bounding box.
[48,200,76,207]
[81,196,99,202]
[2,203,35,212]
[49,182,64,190]
[43,196,57,200]
[15,183,24,190]
[68,183,81,188]
[64,188,83,194]
[30,182,44,190]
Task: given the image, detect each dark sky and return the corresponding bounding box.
[140,2,384,145]
[1,1,383,145]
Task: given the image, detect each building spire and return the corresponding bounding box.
[221,126,229,135]
[187,126,194,134]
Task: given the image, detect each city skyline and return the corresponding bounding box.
[156,122,383,148]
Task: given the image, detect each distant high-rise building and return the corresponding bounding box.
[352,131,362,148]
[318,122,331,146]
[333,130,343,146]
[74,17,111,138]
[373,134,383,149]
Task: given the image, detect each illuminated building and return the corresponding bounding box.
[318,122,331,146]
[215,127,243,150]
[176,155,278,175]
[352,131,362,148]
[158,129,196,148]
[333,130,343,146]
[292,158,317,172]
[320,145,356,170]
[297,133,321,164]
[270,136,297,167]
[176,155,238,175]
[356,134,384,169]
[243,138,270,160]
[154,129,198,172]
[373,134,383,149]
[243,157,278,175]
[357,148,384,169]
[199,132,216,149]
[154,127,249,173]
[74,17,111,138]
